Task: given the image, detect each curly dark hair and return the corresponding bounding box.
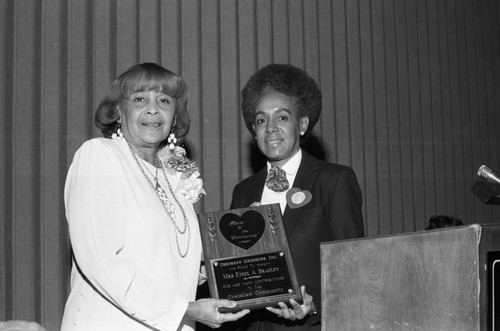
[94,63,190,143]
[241,63,322,137]
[425,215,464,230]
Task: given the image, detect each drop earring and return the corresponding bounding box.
[112,119,124,140]
[167,132,177,149]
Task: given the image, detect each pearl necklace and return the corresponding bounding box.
[127,143,191,258]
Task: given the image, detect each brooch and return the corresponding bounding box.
[286,188,312,209]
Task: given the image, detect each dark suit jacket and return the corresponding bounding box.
[225,151,365,330]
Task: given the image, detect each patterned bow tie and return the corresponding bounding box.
[266,166,289,192]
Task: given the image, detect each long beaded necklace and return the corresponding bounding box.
[127,143,191,258]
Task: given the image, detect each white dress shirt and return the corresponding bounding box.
[261,149,302,214]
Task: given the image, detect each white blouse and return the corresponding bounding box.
[61,138,202,331]
[261,149,302,214]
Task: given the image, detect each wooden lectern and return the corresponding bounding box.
[321,224,500,330]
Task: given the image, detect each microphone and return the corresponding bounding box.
[477,165,500,184]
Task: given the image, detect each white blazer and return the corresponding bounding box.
[61,138,202,331]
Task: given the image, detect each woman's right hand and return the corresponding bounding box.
[185,298,250,328]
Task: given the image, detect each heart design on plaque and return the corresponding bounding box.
[219,211,265,250]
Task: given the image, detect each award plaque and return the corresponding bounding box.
[197,203,302,312]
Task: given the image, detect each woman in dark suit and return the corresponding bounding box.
[228,63,365,330]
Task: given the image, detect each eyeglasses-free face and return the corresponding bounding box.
[253,89,309,168]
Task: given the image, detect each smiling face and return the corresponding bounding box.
[119,89,175,156]
[253,89,309,168]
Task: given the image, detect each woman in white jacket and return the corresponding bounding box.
[61,63,249,331]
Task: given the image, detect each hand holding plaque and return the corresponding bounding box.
[197,204,302,312]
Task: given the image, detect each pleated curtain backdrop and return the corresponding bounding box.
[1,0,500,329]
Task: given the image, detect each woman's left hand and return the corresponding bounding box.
[266,286,314,321]
[186,298,250,328]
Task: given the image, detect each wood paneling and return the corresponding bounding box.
[321,225,500,330]
[1,0,500,329]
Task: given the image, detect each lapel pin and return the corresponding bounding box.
[286,188,312,209]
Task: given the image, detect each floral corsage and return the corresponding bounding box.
[158,146,206,204]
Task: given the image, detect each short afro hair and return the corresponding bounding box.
[241,63,322,137]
